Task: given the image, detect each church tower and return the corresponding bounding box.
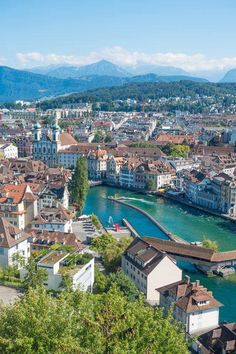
[52,118,60,142]
[34,121,42,141]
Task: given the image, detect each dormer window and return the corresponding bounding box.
[197,300,209,306]
[13,233,20,240]
[7,198,13,203]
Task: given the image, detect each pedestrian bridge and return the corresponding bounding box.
[143,237,236,274]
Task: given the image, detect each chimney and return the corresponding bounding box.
[185,275,190,284]
[195,280,200,287]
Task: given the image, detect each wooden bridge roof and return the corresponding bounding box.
[143,237,236,263]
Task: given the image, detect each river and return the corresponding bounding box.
[84,186,236,322]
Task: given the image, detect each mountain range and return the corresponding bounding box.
[0,62,207,102]
[1,59,236,103]
[29,60,130,79]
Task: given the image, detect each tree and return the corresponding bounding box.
[60,274,73,292]
[202,238,219,252]
[91,213,102,230]
[106,270,140,301]
[161,143,190,158]
[70,157,89,214]
[91,233,132,272]
[104,134,112,143]
[11,252,26,268]
[23,257,47,290]
[93,130,104,143]
[91,232,115,254]
[146,179,156,191]
[0,287,189,354]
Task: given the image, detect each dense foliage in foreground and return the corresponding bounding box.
[0,287,189,354]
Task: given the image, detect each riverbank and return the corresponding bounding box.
[108,196,188,244]
[157,192,236,223]
[94,181,236,223]
[84,186,236,322]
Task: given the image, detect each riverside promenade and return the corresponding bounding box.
[108,196,188,244]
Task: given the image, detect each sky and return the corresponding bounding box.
[1,0,236,73]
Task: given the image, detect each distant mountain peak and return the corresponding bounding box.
[220,68,236,83]
[29,60,131,79]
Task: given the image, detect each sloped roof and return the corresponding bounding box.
[157,278,222,313]
[60,132,78,146]
[0,184,27,204]
[124,237,171,275]
[0,218,29,248]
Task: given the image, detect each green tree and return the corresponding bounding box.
[161,142,190,158]
[60,274,73,292]
[70,157,89,214]
[202,238,219,252]
[91,233,132,272]
[93,130,104,143]
[146,178,156,191]
[94,266,108,293]
[91,232,116,253]
[104,134,112,143]
[23,257,47,290]
[91,213,102,230]
[11,252,26,269]
[106,270,140,301]
[0,287,189,354]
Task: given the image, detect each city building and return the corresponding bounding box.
[0,143,18,159]
[30,204,73,233]
[0,184,38,229]
[134,160,175,190]
[28,251,95,292]
[122,237,182,305]
[87,145,108,180]
[30,230,84,252]
[119,158,141,188]
[158,276,222,335]
[33,120,78,167]
[15,136,33,157]
[106,156,124,184]
[194,322,236,353]
[0,217,30,268]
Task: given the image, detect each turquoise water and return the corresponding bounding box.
[84,186,236,322]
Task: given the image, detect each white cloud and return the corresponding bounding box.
[0,56,6,65]
[16,47,236,72]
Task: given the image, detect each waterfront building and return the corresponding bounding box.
[133,160,175,190]
[167,158,200,172]
[0,184,38,230]
[87,145,108,180]
[0,217,30,268]
[106,156,124,184]
[119,158,140,188]
[183,170,209,204]
[158,276,222,335]
[122,237,182,305]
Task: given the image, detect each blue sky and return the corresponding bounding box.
[1,0,236,72]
